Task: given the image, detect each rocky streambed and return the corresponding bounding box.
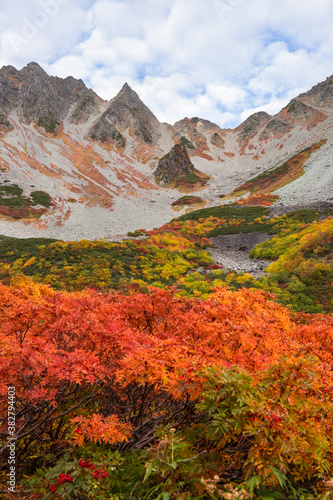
[208,232,274,277]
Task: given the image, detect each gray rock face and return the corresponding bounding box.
[0,113,14,132]
[286,99,313,118]
[174,116,220,133]
[236,111,271,147]
[0,62,103,132]
[209,232,274,277]
[173,117,221,155]
[87,118,125,147]
[69,95,103,125]
[210,132,225,148]
[0,62,333,239]
[284,99,328,127]
[298,75,333,107]
[154,143,195,185]
[0,63,161,143]
[173,118,191,135]
[0,65,21,114]
[90,82,160,145]
[259,118,292,140]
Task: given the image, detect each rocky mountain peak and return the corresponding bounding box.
[236,111,271,148]
[0,62,103,131]
[88,81,160,145]
[119,82,133,94]
[298,75,333,107]
[174,117,222,133]
[111,82,153,111]
[20,61,47,75]
[0,65,19,77]
[189,116,220,130]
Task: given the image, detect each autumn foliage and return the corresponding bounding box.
[231,139,327,198]
[1,207,331,313]
[234,193,280,206]
[1,278,333,498]
[0,204,333,498]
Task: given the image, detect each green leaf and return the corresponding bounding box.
[269,466,287,489]
[145,484,163,499]
[258,493,285,499]
[248,475,261,494]
[66,483,74,493]
[156,493,171,500]
[143,461,155,483]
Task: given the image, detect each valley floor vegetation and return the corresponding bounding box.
[0,202,333,499]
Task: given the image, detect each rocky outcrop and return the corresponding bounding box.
[20,63,102,130]
[89,83,160,145]
[0,62,333,238]
[154,144,194,185]
[259,99,328,140]
[174,116,219,134]
[259,117,292,140]
[286,99,315,118]
[173,117,221,157]
[0,65,21,114]
[211,132,225,148]
[236,111,271,148]
[298,76,333,107]
[87,118,125,147]
[280,99,328,129]
[154,143,209,189]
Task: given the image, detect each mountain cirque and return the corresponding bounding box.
[0,62,332,240]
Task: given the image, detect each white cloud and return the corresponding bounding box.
[0,0,91,68]
[247,42,329,98]
[240,92,299,123]
[206,84,247,110]
[1,0,333,127]
[133,74,240,127]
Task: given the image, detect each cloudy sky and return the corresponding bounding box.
[1,0,333,127]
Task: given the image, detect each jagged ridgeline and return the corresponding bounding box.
[0,62,103,130]
[0,61,332,238]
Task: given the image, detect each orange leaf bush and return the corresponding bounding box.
[0,280,333,493]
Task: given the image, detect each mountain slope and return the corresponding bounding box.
[0,62,332,239]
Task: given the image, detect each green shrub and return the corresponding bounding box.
[37,112,60,133]
[31,191,52,207]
